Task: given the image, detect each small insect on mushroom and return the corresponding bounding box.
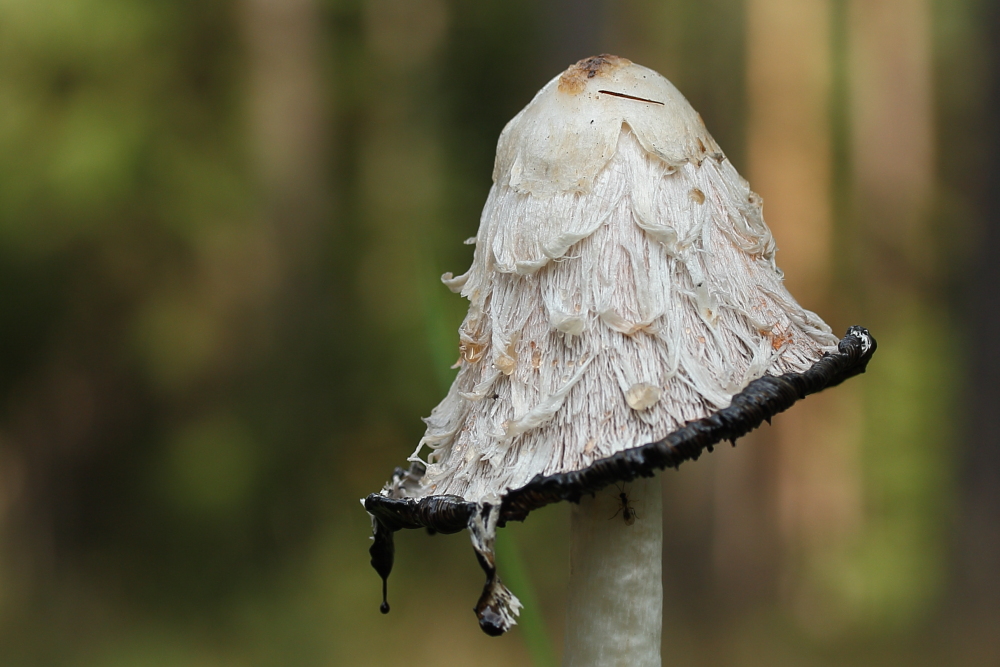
[610,482,637,525]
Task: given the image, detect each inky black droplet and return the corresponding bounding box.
[369,517,396,616]
[477,606,505,637]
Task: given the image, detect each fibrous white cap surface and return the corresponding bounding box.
[393,56,837,504]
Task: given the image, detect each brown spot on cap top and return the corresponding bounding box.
[558,54,632,94]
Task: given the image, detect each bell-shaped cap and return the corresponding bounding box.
[364,55,876,636]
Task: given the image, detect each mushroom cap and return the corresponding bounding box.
[366,52,876,514]
[399,55,842,504]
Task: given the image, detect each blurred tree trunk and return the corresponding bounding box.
[847,0,952,632]
[239,0,331,430]
[963,0,1000,626]
[242,0,328,276]
[746,0,867,632]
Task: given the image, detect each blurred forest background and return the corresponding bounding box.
[0,0,997,665]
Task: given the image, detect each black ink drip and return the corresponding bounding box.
[368,519,394,614]
[365,495,475,617]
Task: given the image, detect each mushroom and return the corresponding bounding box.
[364,55,876,665]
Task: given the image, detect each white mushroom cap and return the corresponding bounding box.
[396,55,838,504]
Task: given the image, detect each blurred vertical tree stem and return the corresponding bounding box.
[745,1,867,632]
[964,0,1000,631]
[242,0,329,281]
[848,0,950,632]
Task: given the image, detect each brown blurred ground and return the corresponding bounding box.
[0,1,996,665]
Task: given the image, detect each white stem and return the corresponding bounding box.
[563,475,663,667]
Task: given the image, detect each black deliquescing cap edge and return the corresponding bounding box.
[366,326,875,530]
[364,326,876,631]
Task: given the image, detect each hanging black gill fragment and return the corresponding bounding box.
[468,503,522,635]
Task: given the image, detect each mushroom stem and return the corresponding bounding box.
[564,475,663,666]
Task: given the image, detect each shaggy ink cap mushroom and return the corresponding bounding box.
[363,55,876,641]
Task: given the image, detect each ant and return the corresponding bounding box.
[609,482,637,526]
